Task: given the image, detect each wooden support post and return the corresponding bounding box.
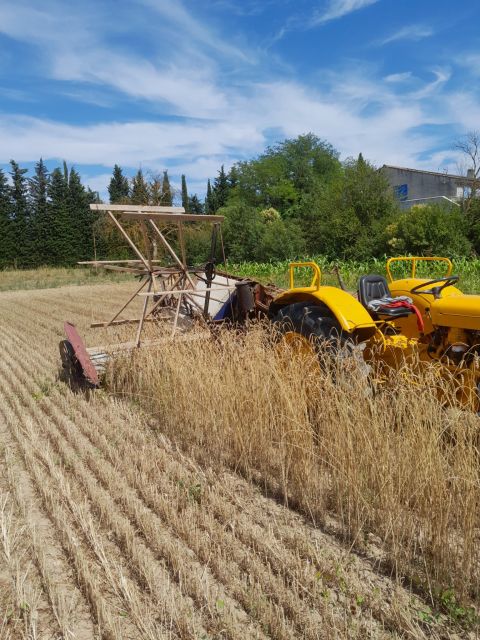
[178,222,187,267]
[108,211,151,271]
[171,292,183,338]
[139,219,153,271]
[105,277,149,327]
[148,219,196,289]
[145,272,184,318]
[135,276,152,347]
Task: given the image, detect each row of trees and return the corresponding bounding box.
[0,160,99,269]
[1,133,479,269]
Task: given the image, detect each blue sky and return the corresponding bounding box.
[0,0,478,199]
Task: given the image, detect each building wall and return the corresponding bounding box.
[382,166,459,201]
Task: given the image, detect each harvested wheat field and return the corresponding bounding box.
[0,282,474,639]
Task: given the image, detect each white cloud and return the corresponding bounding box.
[81,172,112,199]
[0,70,448,181]
[409,68,450,99]
[380,24,434,45]
[456,53,480,77]
[384,72,413,83]
[53,51,229,119]
[139,0,252,62]
[0,0,238,118]
[312,0,380,26]
[0,115,264,167]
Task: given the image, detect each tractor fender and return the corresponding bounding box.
[269,286,377,340]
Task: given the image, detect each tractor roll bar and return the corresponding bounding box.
[386,256,453,283]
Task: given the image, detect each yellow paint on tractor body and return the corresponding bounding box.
[271,262,377,340]
[271,258,480,412]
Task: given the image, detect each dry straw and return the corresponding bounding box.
[107,323,480,605]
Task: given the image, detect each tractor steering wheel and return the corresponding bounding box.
[410,276,459,297]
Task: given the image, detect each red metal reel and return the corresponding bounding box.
[63,322,100,387]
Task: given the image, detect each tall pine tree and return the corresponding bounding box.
[108,164,130,203]
[149,176,162,205]
[205,179,214,214]
[181,174,189,212]
[29,159,50,265]
[0,169,12,268]
[47,167,70,266]
[161,170,172,206]
[188,194,203,214]
[213,165,229,211]
[9,160,30,267]
[130,169,149,204]
[68,168,92,263]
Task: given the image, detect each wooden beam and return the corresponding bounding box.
[145,272,184,319]
[107,211,151,271]
[121,211,224,223]
[135,276,153,347]
[78,259,164,265]
[90,317,162,328]
[94,264,147,274]
[138,285,237,296]
[90,204,186,213]
[104,277,149,327]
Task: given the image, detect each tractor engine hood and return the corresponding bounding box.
[430,295,480,330]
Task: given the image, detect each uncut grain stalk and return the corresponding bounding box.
[108,324,480,604]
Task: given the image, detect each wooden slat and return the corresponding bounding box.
[78,260,163,265]
[120,211,224,223]
[90,204,185,213]
[138,285,237,296]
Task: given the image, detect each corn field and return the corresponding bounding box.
[227,256,480,292]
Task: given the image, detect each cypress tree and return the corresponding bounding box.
[108,164,130,203]
[205,179,214,214]
[188,194,204,214]
[149,177,162,205]
[181,174,189,212]
[213,164,229,210]
[29,158,50,265]
[130,169,149,204]
[161,170,172,206]
[9,160,30,267]
[68,168,91,263]
[47,167,70,266]
[0,169,12,268]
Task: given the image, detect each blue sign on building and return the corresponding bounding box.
[394,183,408,201]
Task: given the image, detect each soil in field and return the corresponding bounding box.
[0,282,463,639]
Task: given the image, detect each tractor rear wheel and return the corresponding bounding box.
[272,302,345,355]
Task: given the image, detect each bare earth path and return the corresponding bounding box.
[0,283,459,639]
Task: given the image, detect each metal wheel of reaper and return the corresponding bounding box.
[59,204,278,388]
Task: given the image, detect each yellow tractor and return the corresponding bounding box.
[269,257,480,410]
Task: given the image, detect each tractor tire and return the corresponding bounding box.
[272,302,345,353]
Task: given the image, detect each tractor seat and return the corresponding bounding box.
[358,275,412,320]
